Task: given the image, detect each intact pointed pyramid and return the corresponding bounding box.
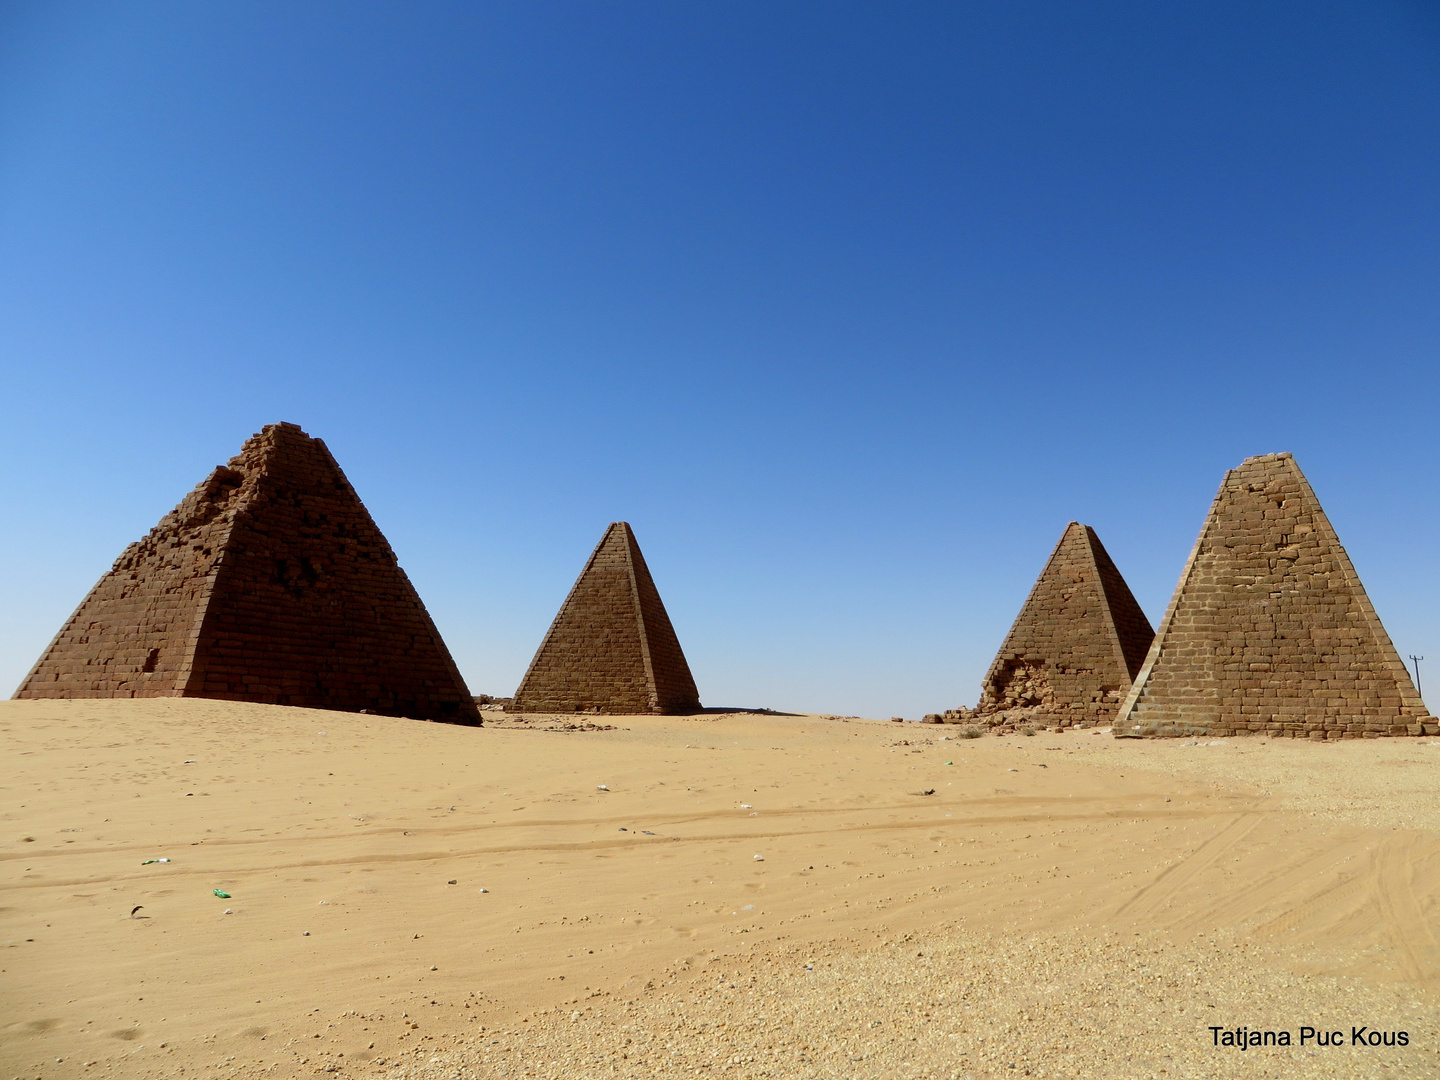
[972,522,1154,727]
[1115,453,1431,738]
[16,422,480,725]
[511,522,701,715]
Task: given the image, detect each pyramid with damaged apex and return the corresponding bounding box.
[15,422,479,725]
[1115,453,1432,739]
[940,522,1154,729]
[511,522,701,715]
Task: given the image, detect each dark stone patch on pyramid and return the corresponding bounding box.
[511,522,701,715]
[15,422,479,725]
[1115,453,1432,739]
[953,522,1154,729]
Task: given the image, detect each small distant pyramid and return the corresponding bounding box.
[1115,453,1431,738]
[15,423,479,725]
[968,522,1154,728]
[511,522,700,715]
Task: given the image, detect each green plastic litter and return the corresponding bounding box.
[213,889,231,899]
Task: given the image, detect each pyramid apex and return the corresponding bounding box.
[1239,451,1294,466]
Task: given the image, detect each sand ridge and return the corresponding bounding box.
[3,700,1439,1078]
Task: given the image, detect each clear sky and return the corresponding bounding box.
[3,2,1438,718]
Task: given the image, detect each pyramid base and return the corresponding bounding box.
[15,685,481,726]
[506,700,701,717]
[1115,713,1440,739]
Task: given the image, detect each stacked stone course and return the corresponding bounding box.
[1114,453,1432,739]
[939,522,1154,730]
[511,522,701,715]
[15,423,479,725]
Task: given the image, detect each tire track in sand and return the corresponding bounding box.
[1108,812,1262,923]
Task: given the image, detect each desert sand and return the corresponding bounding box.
[3,699,1439,1079]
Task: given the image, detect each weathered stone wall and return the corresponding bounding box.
[13,466,244,698]
[511,522,701,715]
[967,522,1154,728]
[16,423,479,725]
[627,535,701,713]
[1115,453,1432,738]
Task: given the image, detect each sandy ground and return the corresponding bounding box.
[3,699,1440,1079]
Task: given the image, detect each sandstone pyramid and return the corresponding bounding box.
[15,422,480,725]
[966,521,1154,727]
[511,522,701,715]
[1115,453,1431,738]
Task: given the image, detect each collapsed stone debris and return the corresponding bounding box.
[510,522,701,715]
[1114,453,1434,739]
[14,422,479,725]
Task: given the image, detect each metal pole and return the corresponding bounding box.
[1410,655,1424,699]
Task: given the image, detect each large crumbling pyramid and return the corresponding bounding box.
[15,422,479,724]
[511,522,701,715]
[948,522,1154,729]
[1115,453,1432,739]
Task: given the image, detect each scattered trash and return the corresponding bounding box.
[641,830,655,835]
[753,854,765,862]
[919,789,935,796]
[183,759,196,764]
[213,889,231,899]
[597,784,609,791]
[141,858,170,865]
[130,906,145,919]
[478,888,488,893]
[618,827,627,831]
[430,965,438,971]
[1008,768,1018,772]
[448,879,458,885]
[739,804,752,809]
[303,931,310,936]
[223,908,234,915]
[945,761,953,765]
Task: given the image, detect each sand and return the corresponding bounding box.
[3,699,1439,1079]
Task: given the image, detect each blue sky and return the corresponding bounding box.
[2,2,1438,717]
